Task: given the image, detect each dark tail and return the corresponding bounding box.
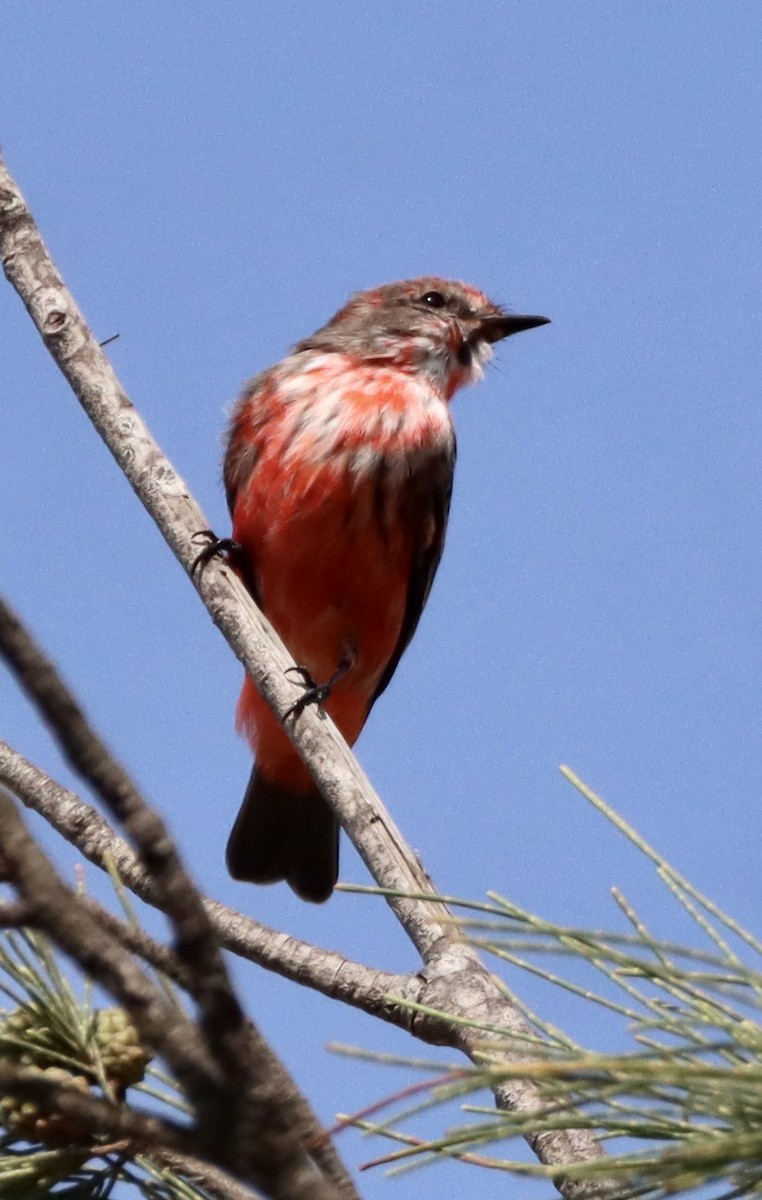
[226,768,339,904]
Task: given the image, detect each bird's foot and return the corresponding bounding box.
[191,530,244,578]
[283,667,332,721]
[283,655,353,722]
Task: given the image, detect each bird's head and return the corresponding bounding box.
[295,276,549,398]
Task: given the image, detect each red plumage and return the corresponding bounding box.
[222,278,548,901]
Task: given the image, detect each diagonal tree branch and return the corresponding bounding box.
[0,788,222,1125]
[151,1149,264,1200]
[0,154,450,959]
[0,787,351,1199]
[0,598,351,1197]
[0,787,216,1084]
[0,740,415,1025]
[0,593,247,1070]
[0,151,612,1196]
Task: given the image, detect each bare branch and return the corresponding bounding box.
[0,741,413,1023]
[0,781,355,1197]
[0,151,612,1195]
[0,788,224,1115]
[0,154,450,960]
[0,601,358,1197]
[0,593,249,1083]
[0,900,34,927]
[151,1149,265,1200]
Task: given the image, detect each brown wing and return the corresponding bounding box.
[223,367,274,517]
[222,368,276,607]
[367,441,456,711]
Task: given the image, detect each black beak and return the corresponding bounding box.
[477,313,551,344]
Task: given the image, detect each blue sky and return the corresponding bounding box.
[2,3,761,1195]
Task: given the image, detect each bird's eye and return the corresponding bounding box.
[420,290,447,308]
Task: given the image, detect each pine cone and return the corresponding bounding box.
[0,1065,92,1146]
[94,1007,151,1087]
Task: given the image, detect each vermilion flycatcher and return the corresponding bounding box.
[222,278,548,902]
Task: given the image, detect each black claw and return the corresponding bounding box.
[284,665,316,688]
[283,667,326,720]
[191,531,243,578]
[283,659,351,723]
[283,683,332,723]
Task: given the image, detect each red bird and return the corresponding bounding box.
[223,278,548,901]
